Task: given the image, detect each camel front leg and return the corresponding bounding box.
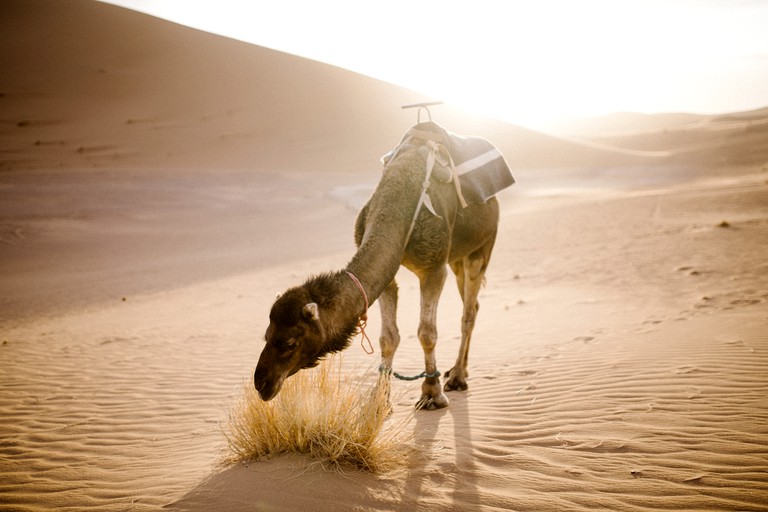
[378,279,400,370]
[416,266,449,410]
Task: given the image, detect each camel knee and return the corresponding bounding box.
[463,300,479,321]
[417,324,438,351]
[380,331,400,360]
[380,318,400,358]
[461,301,479,331]
[379,280,400,360]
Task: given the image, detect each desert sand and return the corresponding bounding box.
[2,2,767,511]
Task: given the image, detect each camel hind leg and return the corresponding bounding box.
[444,237,495,392]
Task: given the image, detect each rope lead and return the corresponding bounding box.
[379,364,441,381]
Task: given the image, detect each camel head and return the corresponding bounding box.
[253,273,360,402]
[253,287,327,401]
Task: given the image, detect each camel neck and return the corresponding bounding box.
[345,153,424,307]
[345,240,402,308]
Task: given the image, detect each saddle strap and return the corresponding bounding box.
[403,147,437,248]
[402,135,467,249]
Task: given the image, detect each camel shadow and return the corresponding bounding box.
[400,390,481,510]
[447,391,481,509]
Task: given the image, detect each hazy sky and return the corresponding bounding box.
[102,0,768,129]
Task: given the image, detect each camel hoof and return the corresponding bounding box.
[443,367,468,392]
[416,393,449,411]
[444,376,468,392]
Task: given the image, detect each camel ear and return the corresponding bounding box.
[302,303,319,321]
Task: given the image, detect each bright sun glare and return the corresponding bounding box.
[105,0,768,129]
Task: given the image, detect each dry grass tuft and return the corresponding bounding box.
[224,356,413,473]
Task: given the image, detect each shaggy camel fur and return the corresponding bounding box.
[254,142,499,410]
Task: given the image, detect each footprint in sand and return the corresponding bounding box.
[556,335,598,352]
[730,298,763,306]
[685,387,702,399]
[675,265,704,276]
[722,338,755,353]
[673,366,702,375]
[99,336,138,346]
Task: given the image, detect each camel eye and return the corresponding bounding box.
[284,338,298,351]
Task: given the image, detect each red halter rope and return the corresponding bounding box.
[345,270,374,354]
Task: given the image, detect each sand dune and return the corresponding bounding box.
[557,106,768,137]
[1,0,681,176]
[558,107,768,170]
[1,1,767,511]
[1,0,684,321]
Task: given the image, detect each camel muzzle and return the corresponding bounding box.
[253,366,286,402]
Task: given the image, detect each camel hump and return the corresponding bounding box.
[384,122,516,205]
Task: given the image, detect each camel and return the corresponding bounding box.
[254,122,512,410]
